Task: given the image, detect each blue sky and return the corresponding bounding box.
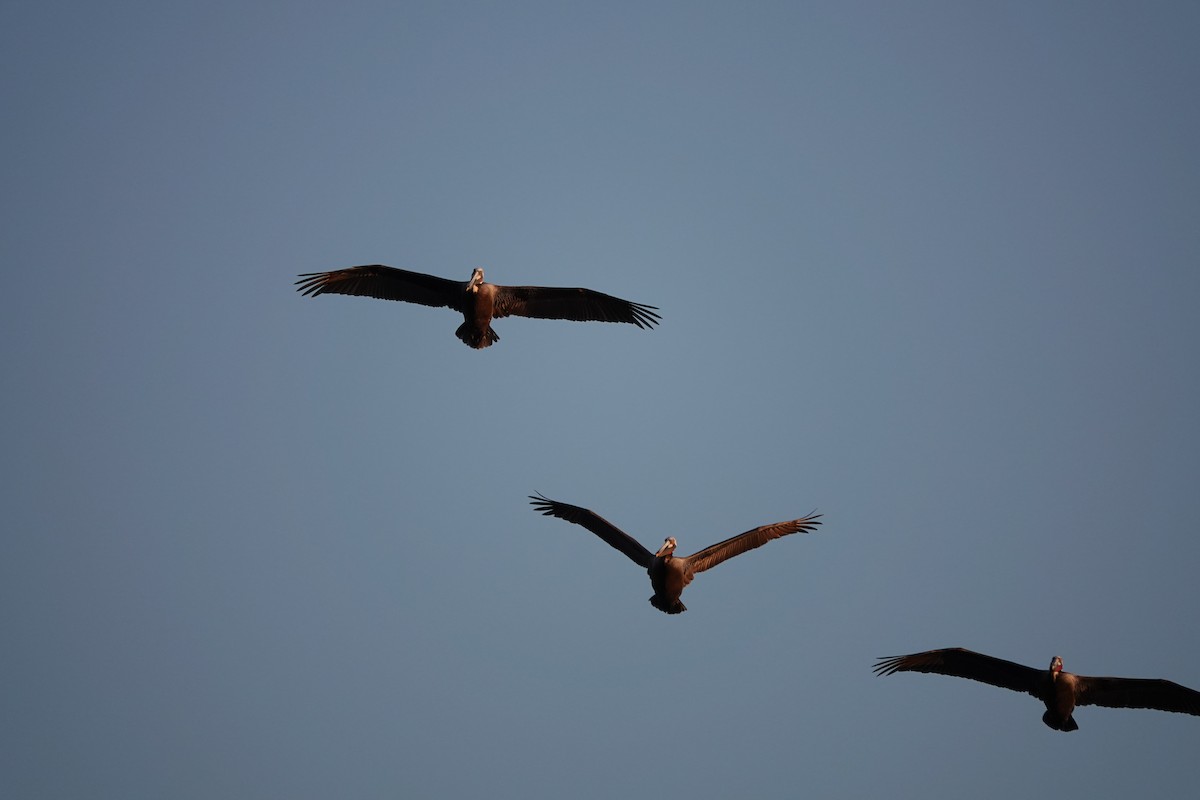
[3,2,1198,798]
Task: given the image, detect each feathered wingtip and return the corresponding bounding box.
[295,272,333,297]
[626,302,662,330]
[872,655,911,677]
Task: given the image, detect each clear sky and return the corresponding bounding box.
[3,2,1198,798]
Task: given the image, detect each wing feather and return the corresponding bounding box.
[873,647,1043,697]
[682,514,822,574]
[529,494,655,569]
[493,286,660,328]
[1076,675,1200,715]
[296,265,465,310]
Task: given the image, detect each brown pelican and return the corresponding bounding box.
[873,647,1200,731]
[529,494,822,614]
[295,265,660,348]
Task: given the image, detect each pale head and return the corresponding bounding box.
[467,267,485,291]
[655,537,677,558]
[1049,656,1064,675]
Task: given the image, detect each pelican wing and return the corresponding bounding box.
[683,514,822,574]
[493,285,660,329]
[1076,675,1200,715]
[529,494,654,569]
[873,648,1043,697]
[296,265,465,310]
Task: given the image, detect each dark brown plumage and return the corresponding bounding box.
[529,493,822,614]
[296,265,660,348]
[874,647,1200,731]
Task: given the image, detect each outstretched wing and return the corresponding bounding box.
[1076,675,1200,716]
[529,494,655,569]
[873,648,1043,697]
[493,285,660,328]
[296,265,466,310]
[682,514,822,574]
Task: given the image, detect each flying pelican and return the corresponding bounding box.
[873,647,1200,731]
[529,493,823,614]
[295,265,660,348]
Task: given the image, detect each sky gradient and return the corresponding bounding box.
[3,2,1199,798]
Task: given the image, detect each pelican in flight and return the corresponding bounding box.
[529,493,823,614]
[873,647,1200,731]
[296,265,660,348]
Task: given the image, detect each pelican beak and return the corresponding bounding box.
[467,267,484,291]
[655,538,675,558]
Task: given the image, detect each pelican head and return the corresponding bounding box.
[466,267,485,292]
[655,537,677,558]
[1049,656,1063,677]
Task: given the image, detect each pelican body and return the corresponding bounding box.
[874,647,1200,731]
[530,494,822,614]
[296,265,660,349]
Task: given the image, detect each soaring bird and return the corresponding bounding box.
[529,493,823,614]
[873,647,1200,731]
[295,265,660,348]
